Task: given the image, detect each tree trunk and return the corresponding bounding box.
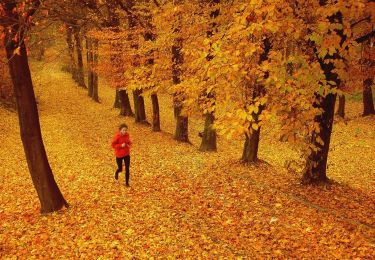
[242,98,264,163]
[133,89,147,123]
[199,112,216,151]
[73,28,86,88]
[302,93,336,184]
[119,90,134,117]
[242,128,260,163]
[302,7,343,184]
[91,39,99,102]
[363,78,374,116]
[86,37,93,97]
[174,104,189,142]
[114,89,121,108]
[66,25,77,81]
[199,0,219,151]
[4,23,68,214]
[172,14,189,142]
[241,38,271,163]
[336,95,345,118]
[151,93,161,131]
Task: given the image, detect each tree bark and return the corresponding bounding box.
[114,89,121,108]
[86,37,93,97]
[336,95,345,118]
[302,7,343,184]
[151,93,161,131]
[241,38,271,163]
[174,104,189,142]
[199,0,219,151]
[73,28,86,88]
[172,12,189,142]
[133,89,147,123]
[91,39,99,102]
[242,128,260,163]
[66,25,77,81]
[119,90,134,116]
[302,93,336,184]
[200,112,217,151]
[4,12,68,213]
[363,78,374,116]
[241,91,264,163]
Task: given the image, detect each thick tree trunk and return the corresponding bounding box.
[363,78,374,116]
[119,90,134,116]
[172,20,189,142]
[241,38,271,163]
[151,93,161,131]
[114,89,121,108]
[199,112,217,151]
[174,104,189,142]
[200,1,219,151]
[86,37,93,97]
[5,26,68,214]
[133,89,147,123]
[336,95,345,118]
[66,25,77,81]
[73,28,86,88]
[242,129,260,163]
[241,100,264,163]
[302,93,336,184]
[302,5,345,184]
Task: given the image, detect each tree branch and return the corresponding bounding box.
[351,16,371,28]
[152,0,160,8]
[356,30,375,43]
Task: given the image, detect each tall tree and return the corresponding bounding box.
[351,2,374,115]
[144,20,161,132]
[242,38,271,163]
[86,37,99,102]
[363,78,374,116]
[65,24,78,80]
[336,95,346,118]
[302,1,346,184]
[199,0,219,152]
[1,0,68,213]
[127,10,148,124]
[361,42,374,116]
[172,1,189,142]
[73,26,86,88]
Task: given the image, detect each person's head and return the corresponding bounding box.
[119,123,128,135]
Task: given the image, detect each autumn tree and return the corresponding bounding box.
[0,0,68,213]
[198,0,220,152]
[301,0,366,184]
[46,0,105,95]
[0,39,15,108]
[355,11,375,116]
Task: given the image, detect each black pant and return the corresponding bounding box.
[116,155,130,184]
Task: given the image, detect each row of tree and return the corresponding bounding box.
[59,0,375,183]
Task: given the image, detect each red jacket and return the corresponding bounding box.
[112,132,132,158]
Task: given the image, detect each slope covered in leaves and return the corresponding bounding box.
[0,56,374,258]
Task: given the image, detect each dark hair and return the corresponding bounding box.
[119,123,128,130]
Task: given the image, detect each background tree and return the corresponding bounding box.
[0,39,15,109]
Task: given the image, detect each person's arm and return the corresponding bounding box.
[111,134,123,149]
[127,135,132,147]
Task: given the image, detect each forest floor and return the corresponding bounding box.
[0,51,374,258]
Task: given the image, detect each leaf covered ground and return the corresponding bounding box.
[0,57,374,258]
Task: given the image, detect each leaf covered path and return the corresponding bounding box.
[0,60,374,258]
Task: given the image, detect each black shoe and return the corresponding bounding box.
[115,171,119,180]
